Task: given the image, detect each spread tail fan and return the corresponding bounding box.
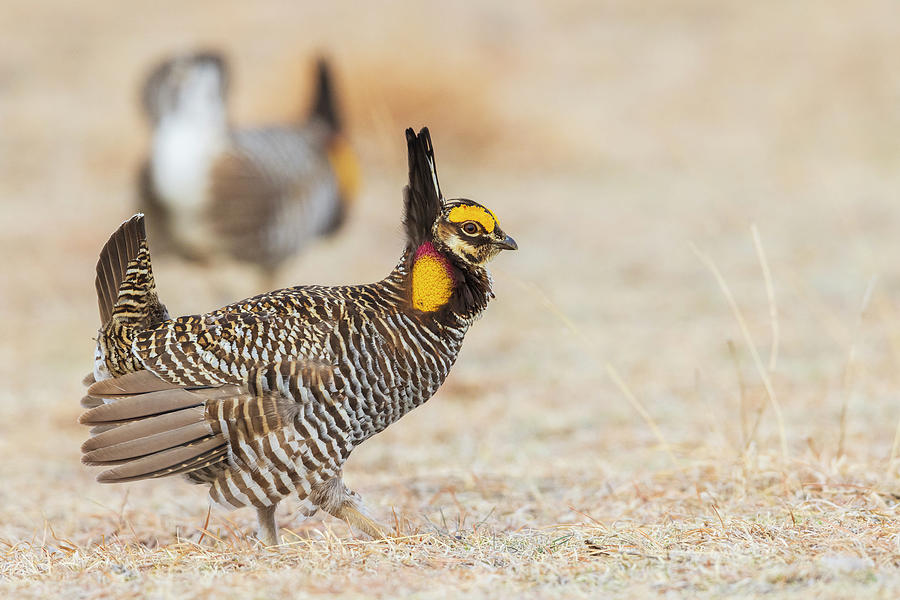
[80,371,237,482]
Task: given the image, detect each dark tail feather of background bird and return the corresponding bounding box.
[309,58,342,134]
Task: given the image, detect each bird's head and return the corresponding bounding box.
[402,127,516,315]
[403,128,517,269]
[142,51,228,125]
[432,199,517,267]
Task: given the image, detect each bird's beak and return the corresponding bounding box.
[494,234,518,251]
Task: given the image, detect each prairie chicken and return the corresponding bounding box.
[81,127,517,544]
[138,50,359,287]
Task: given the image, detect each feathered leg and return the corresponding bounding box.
[311,477,389,539]
[333,502,388,540]
[256,504,280,546]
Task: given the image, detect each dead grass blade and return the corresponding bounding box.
[606,364,681,472]
[838,275,877,458]
[511,277,679,471]
[751,224,779,372]
[691,242,788,461]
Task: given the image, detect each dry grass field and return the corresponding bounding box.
[4,0,900,597]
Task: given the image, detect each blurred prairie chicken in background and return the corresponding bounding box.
[81,128,517,544]
[138,50,359,288]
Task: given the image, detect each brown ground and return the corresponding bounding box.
[3,1,900,598]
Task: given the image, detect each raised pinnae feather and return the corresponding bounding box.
[403,127,444,246]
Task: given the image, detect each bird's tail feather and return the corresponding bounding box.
[95,213,168,329]
[90,214,170,381]
[309,57,342,133]
[80,371,233,483]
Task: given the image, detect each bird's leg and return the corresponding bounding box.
[334,501,389,540]
[255,503,280,546]
[311,477,390,540]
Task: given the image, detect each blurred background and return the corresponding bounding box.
[3,0,900,567]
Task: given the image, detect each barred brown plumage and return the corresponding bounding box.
[81,127,517,544]
[138,51,358,288]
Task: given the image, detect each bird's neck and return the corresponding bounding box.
[394,241,493,321]
[410,242,456,313]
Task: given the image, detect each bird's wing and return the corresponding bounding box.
[130,304,338,387]
[207,128,339,270]
[80,361,340,485]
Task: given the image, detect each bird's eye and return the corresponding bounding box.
[462,221,479,235]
